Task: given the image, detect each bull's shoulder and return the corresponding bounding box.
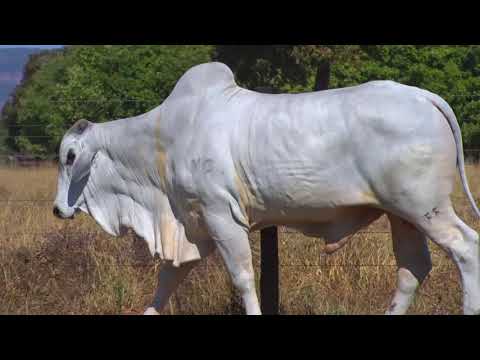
[168,62,238,100]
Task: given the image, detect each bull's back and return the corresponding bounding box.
[230,81,450,221]
[231,87,376,218]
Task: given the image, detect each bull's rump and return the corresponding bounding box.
[232,81,457,220]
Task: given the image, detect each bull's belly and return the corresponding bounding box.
[248,185,381,232]
[249,204,384,254]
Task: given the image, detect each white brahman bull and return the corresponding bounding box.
[53,62,480,315]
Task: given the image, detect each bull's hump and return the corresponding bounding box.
[169,62,237,99]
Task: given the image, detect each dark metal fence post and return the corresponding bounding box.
[255,86,281,315]
[260,226,279,315]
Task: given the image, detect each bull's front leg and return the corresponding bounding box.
[144,261,200,315]
[203,211,262,316]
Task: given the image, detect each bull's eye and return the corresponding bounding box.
[66,150,76,166]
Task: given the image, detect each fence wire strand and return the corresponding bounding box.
[2,136,480,269]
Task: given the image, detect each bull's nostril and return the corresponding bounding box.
[53,206,61,218]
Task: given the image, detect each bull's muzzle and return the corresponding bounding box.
[53,205,75,220]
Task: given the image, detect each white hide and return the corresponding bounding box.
[54,62,480,315]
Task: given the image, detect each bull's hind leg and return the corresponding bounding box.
[386,214,432,315]
[414,206,480,315]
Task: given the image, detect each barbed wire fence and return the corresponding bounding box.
[1,146,479,272]
[1,95,480,272]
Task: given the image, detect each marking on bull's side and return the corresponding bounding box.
[424,207,441,222]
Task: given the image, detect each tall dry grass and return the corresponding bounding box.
[1,164,479,315]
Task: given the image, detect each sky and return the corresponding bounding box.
[0,45,63,49]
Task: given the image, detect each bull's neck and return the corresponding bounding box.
[88,107,169,198]
[93,106,165,161]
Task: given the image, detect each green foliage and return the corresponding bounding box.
[345,46,480,150]
[4,45,480,157]
[215,45,364,93]
[2,45,214,157]
[215,45,333,92]
[217,45,480,150]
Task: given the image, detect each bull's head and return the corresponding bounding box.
[53,119,97,219]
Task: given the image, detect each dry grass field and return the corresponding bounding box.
[1,164,479,315]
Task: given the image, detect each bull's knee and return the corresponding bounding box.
[231,268,256,295]
[229,264,261,315]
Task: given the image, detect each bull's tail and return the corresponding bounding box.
[421,90,480,219]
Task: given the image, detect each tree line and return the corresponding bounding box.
[2,45,480,158]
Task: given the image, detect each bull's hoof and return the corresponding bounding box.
[464,303,480,315]
[464,309,480,315]
[144,307,160,316]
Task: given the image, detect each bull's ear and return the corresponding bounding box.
[70,119,92,136]
[71,149,96,183]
